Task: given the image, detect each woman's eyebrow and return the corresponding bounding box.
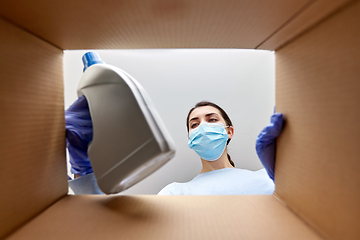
[189,117,199,122]
[205,113,219,117]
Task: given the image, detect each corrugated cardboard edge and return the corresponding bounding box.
[273,193,326,240]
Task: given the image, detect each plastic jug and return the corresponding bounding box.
[77,52,176,194]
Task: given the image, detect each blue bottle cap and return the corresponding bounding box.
[82,51,105,72]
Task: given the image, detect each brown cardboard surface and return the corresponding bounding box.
[0,18,67,238]
[7,195,321,240]
[275,1,360,239]
[1,0,359,239]
[0,0,310,50]
[258,0,353,50]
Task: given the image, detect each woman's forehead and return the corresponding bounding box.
[189,106,222,120]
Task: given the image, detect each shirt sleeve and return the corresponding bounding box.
[68,172,104,195]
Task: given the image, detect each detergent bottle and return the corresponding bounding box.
[77,51,176,194]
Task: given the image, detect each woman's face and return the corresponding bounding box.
[188,106,234,143]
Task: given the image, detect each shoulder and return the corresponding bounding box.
[215,167,275,195]
[230,168,273,182]
[157,182,183,195]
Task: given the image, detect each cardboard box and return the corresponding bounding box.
[0,0,359,239]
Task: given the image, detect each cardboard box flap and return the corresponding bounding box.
[0,0,317,50]
[275,1,360,239]
[0,18,67,239]
[258,0,353,50]
[7,195,322,240]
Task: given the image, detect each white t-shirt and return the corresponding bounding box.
[157,168,274,195]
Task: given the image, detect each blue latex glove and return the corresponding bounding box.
[255,112,284,181]
[65,95,93,177]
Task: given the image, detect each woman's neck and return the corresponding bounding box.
[200,151,234,174]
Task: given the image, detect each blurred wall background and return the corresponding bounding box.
[63,49,275,194]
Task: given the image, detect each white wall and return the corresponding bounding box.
[63,49,275,195]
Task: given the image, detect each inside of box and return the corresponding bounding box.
[1,0,359,239]
[0,18,68,238]
[6,195,322,240]
[0,0,350,50]
[275,2,360,239]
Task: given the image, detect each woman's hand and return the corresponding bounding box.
[255,112,284,181]
[65,95,93,178]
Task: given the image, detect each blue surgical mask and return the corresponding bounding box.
[188,121,229,161]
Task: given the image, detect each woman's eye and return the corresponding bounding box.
[209,118,218,122]
[191,123,199,129]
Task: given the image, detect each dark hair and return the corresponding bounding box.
[186,101,235,167]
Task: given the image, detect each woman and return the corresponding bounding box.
[158,101,279,195]
[66,97,283,195]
